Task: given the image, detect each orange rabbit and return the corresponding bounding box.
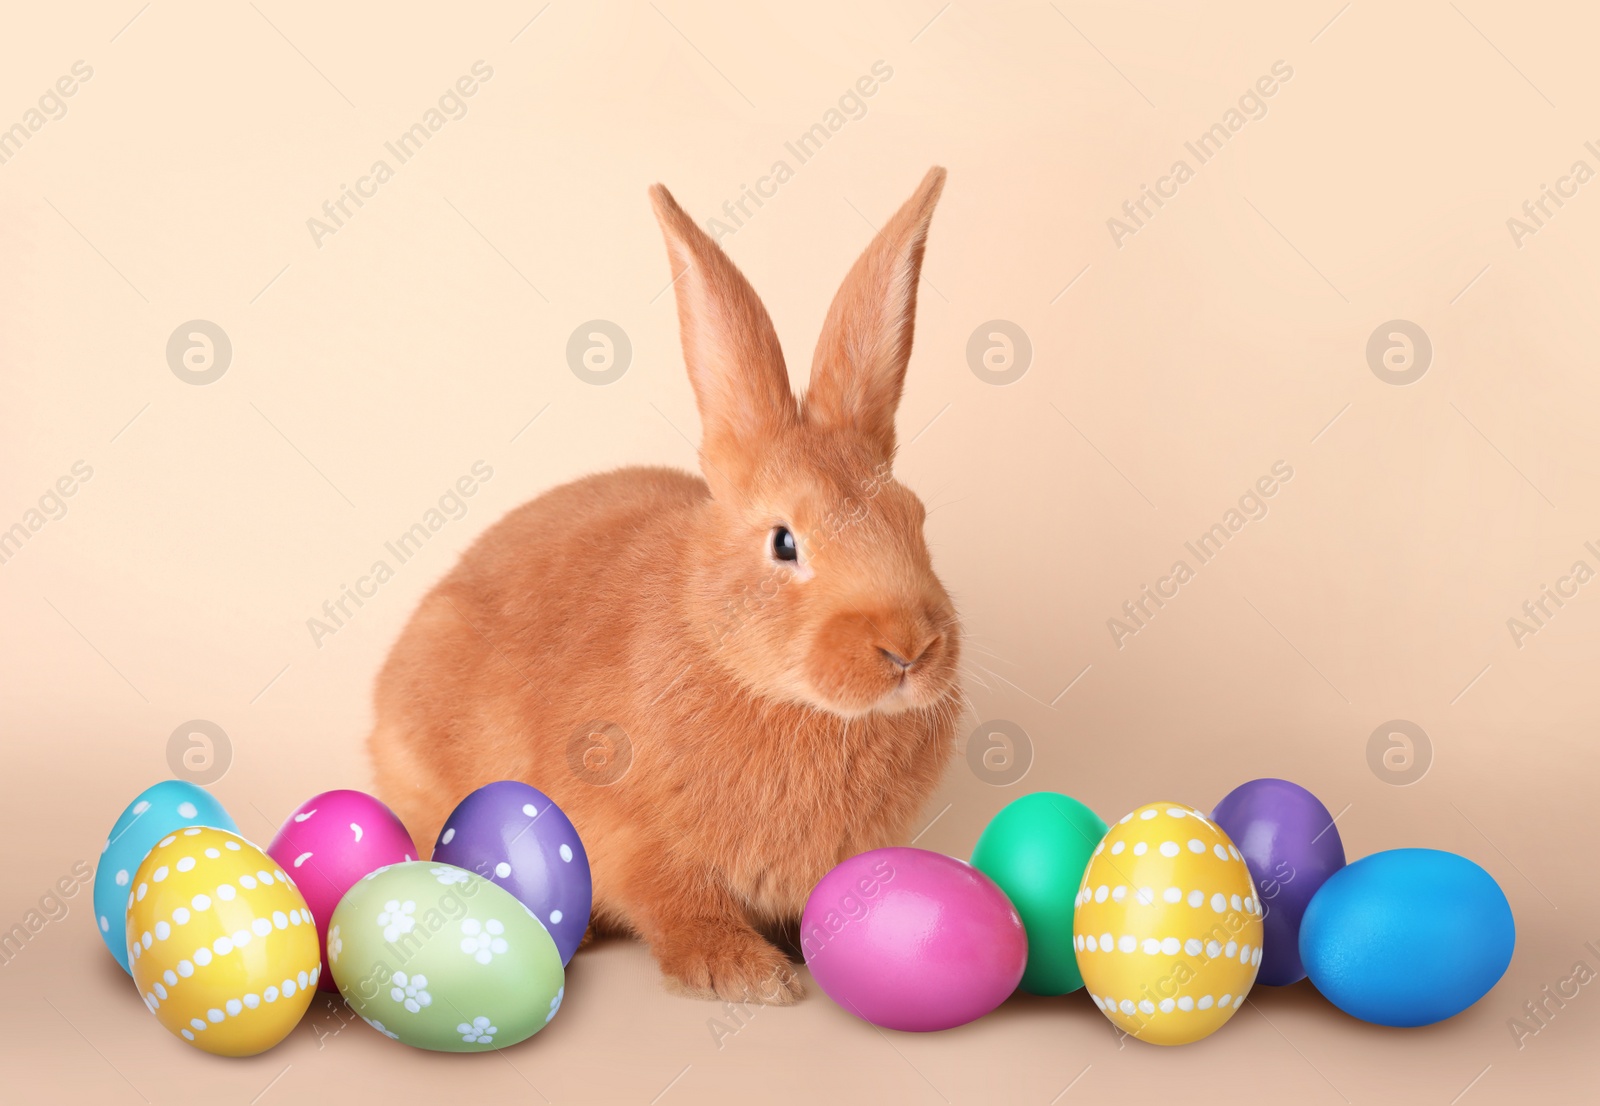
[369,168,962,1004]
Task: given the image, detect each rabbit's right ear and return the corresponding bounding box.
[650,185,797,494]
[803,167,945,465]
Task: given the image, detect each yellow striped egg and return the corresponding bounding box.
[126,827,320,1056]
[1073,801,1262,1045]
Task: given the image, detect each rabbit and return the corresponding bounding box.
[369,167,962,1006]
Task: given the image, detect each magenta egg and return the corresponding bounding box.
[266,789,417,991]
[801,847,1026,1031]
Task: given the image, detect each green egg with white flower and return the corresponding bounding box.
[328,861,564,1051]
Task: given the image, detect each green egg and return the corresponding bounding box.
[329,861,564,1051]
[971,792,1108,996]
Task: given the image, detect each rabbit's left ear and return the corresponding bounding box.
[803,167,946,463]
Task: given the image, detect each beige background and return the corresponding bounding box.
[3,1,1598,1102]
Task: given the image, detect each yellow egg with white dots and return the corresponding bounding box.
[126,826,320,1056]
[1073,801,1263,1045]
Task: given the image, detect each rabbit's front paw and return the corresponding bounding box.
[658,923,805,1006]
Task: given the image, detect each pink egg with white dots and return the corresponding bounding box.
[266,790,415,991]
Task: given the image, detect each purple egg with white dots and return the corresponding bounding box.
[430,781,592,964]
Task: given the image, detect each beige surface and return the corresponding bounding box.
[3,1,1599,1102]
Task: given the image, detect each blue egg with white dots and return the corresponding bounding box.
[430,781,592,964]
[93,781,237,973]
[1300,848,1515,1027]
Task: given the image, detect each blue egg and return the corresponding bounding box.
[1300,848,1514,1026]
[93,781,237,973]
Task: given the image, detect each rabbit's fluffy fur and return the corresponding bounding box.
[370,168,962,1005]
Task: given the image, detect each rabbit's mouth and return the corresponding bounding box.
[881,670,939,712]
[816,670,953,718]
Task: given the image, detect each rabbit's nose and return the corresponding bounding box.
[879,647,914,671]
[880,634,940,671]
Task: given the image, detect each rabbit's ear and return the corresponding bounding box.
[650,184,797,491]
[803,167,946,462]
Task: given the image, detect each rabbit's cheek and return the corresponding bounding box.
[801,622,876,714]
[804,609,925,715]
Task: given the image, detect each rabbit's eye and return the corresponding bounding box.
[771,526,798,563]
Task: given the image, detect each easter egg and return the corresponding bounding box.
[971,792,1106,995]
[126,827,320,1056]
[267,790,418,991]
[329,861,564,1051]
[95,781,237,973]
[801,847,1026,1031]
[1212,778,1346,986]
[430,781,592,965]
[1073,802,1263,1045]
[1300,848,1514,1027]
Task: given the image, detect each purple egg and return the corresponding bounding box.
[431,781,592,964]
[1212,778,1346,986]
[801,847,1026,1031]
